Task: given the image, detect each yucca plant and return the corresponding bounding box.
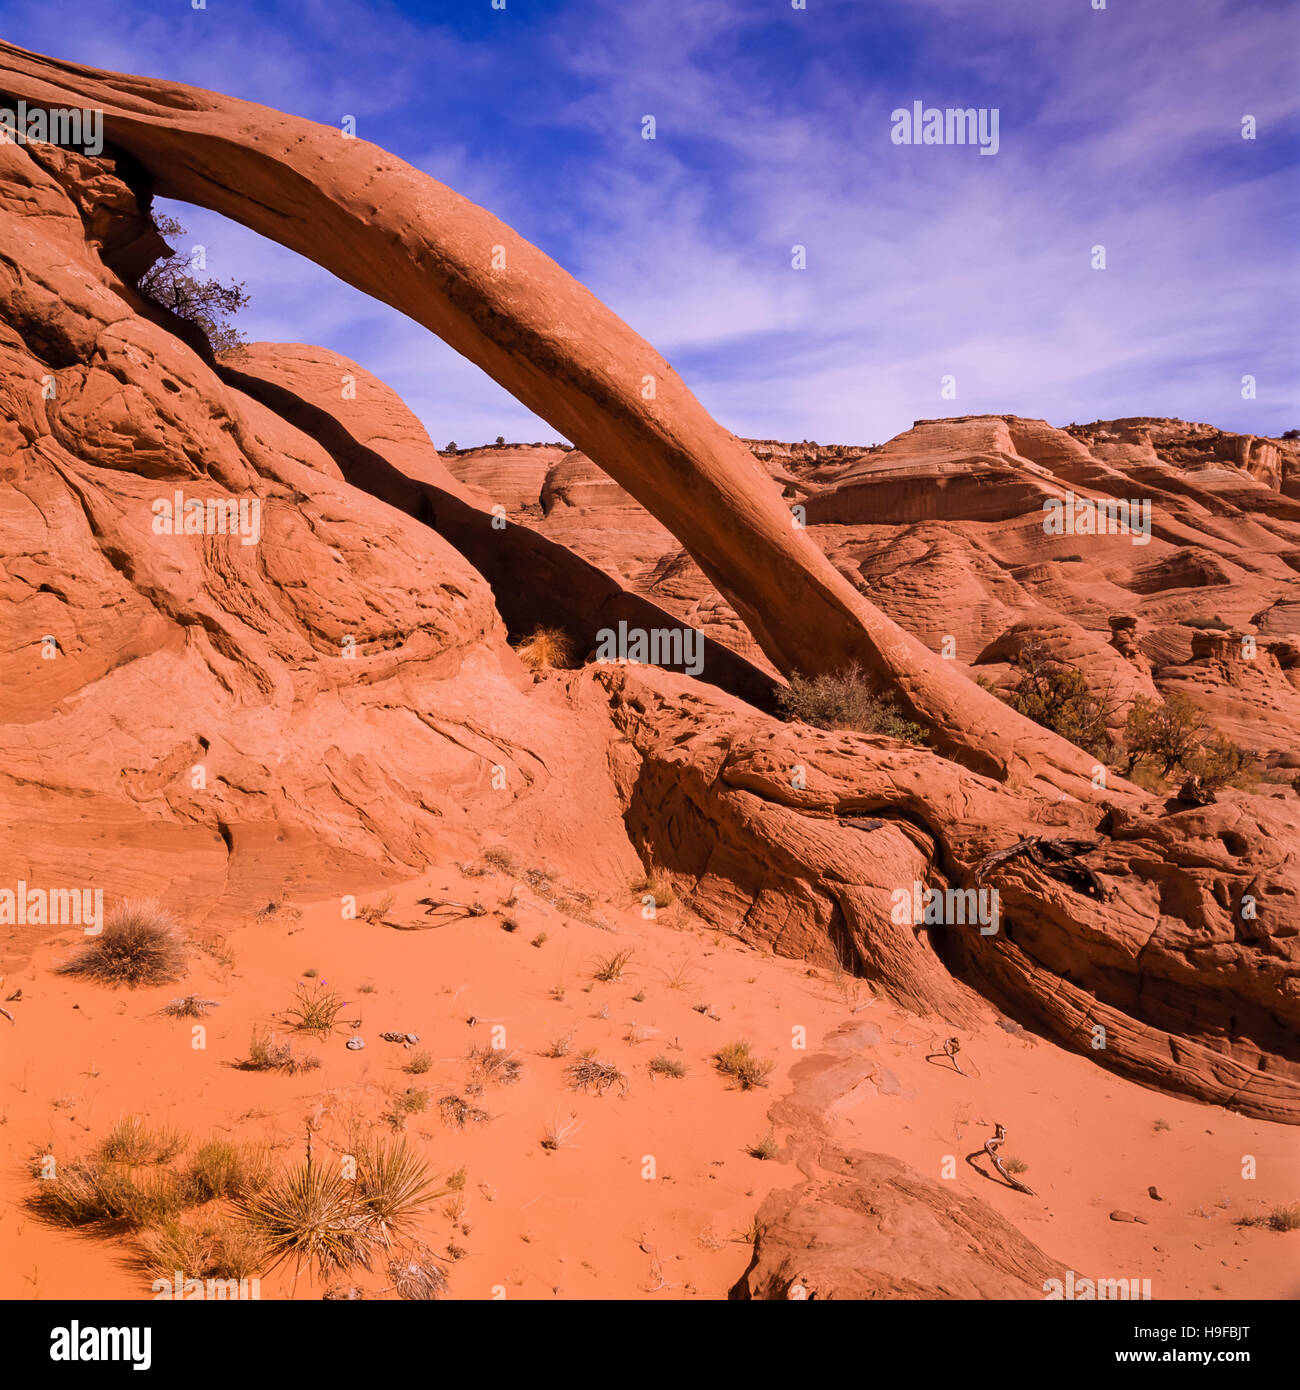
[234,1160,370,1274]
[354,1139,448,1250]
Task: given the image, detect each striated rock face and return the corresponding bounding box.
[0,39,1110,794]
[600,665,1300,1123]
[731,1146,1066,1300]
[454,411,1300,763]
[0,66,1297,1127]
[0,140,644,951]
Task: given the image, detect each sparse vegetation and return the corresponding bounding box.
[630,873,676,908]
[1123,694,1209,775]
[160,994,219,1019]
[1236,1204,1300,1232]
[1122,696,1255,789]
[713,1040,774,1091]
[438,1094,491,1128]
[357,893,395,923]
[97,1116,184,1167]
[1002,642,1115,759]
[514,625,575,672]
[59,900,187,987]
[404,1050,433,1075]
[545,1033,574,1058]
[592,948,635,983]
[138,1215,269,1281]
[539,1111,583,1151]
[747,1128,779,1160]
[777,661,928,743]
[566,1056,628,1096]
[480,846,519,874]
[1003,1156,1030,1175]
[185,1139,272,1202]
[284,980,348,1035]
[649,1054,687,1079]
[138,215,250,357]
[467,1043,523,1086]
[238,1026,322,1074]
[32,1158,189,1230]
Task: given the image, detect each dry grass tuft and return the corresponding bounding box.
[160,994,220,1019]
[284,980,348,1035]
[713,1039,774,1091]
[59,900,187,987]
[438,1094,491,1128]
[97,1116,185,1167]
[566,1056,628,1096]
[592,948,635,983]
[648,1054,687,1079]
[514,625,575,671]
[467,1043,523,1086]
[539,1110,584,1152]
[237,1026,322,1074]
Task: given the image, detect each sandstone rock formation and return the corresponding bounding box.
[0,55,1296,1132]
[0,39,1109,794]
[731,1146,1066,1300]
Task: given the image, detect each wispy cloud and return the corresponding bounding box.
[6,0,1297,444]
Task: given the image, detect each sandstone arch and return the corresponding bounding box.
[0,40,1105,793]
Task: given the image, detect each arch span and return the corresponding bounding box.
[0,40,1101,792]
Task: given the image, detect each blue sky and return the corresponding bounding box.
[3,0,1298,446]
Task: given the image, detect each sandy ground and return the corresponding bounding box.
[1,864,1295,1301]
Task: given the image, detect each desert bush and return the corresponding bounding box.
[1237,1204,1300,1232]
[630,873,675,907]
[185,1139,273,1202]
[352,1139,446,1249]
[33,1159,189,1229]
[1003,642,1115,759]
[238,1026,322,1074]
[404,1050,433,1075]
[59,900,187,987]
[713,1040,774,1091]
[566,1056,628,1096]
[514,625,574,671]
[1183,733,1257,791]
[648,1054,687,1079]
[97,1116,185,1166]
[467,1044,523,1086]
[747,1128,779,1160]
[438,1094,491,1128]
[592,948,635,983]
[138,1216,269,1281]
[356,892,394,923]
[284,980,348,1035]
[777,661,927,742]
[138,215,250,356]
[160,994,219,1019]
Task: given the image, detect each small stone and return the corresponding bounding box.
[1110,1210,1139,1223]
[405,1032,420,1044]
[1148,1185,1164,1201]
[346,1036,365,1050]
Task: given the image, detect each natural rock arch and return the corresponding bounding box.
[0,39,1103,794]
